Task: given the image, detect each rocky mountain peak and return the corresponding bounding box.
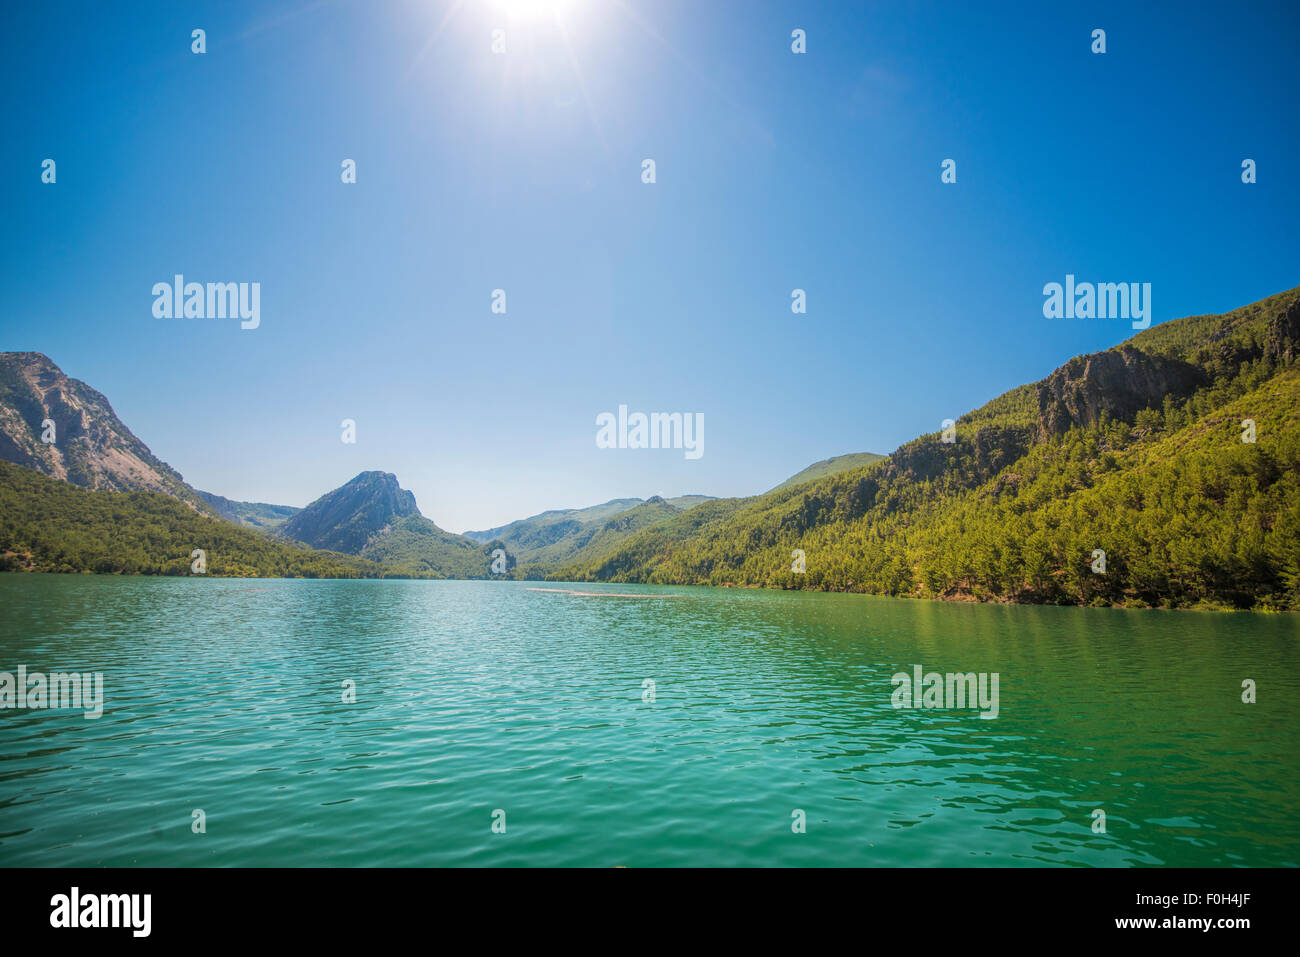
[278,470,422,553]
[0,351,207,507]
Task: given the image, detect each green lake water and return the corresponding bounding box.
[0,576,1296,867]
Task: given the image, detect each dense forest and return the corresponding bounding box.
[0,460,382,577]
[354,512,501,579]
[0,460,504,579]
[548,288,1300,611]
[3,286,1298,609]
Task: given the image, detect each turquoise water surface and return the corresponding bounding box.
[1,576,1296,867]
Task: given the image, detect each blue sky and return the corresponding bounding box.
[3,0,1298,532]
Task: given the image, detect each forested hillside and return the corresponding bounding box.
[510,495,693,577]
[769,452,887,491]
[0,460,380,577]
[462,494,715,566]
[5,286,1298,607]
[274,470,497,578]
[550,287,1300,610]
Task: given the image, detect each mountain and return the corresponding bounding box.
[0,459,378,577]
[462,498,645,544]
[551,286,1300,610]
[0,352,215,513]
[770,452,887,492]
[665,495,716,510]
[277,470,492,577]
[7,285,1298,606]
[196,490,300,530]
[510,495,691,576]
[357,514,498,577]
[463,494,713,564]
[0,356,506,578]
[279,471,420,553]
[463,494,715,569]
[0,351,302,531]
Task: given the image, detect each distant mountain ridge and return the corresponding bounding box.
[196,490,299,530]
[462,498,646,543]
[0,354,721,577]
[508,494,693,575]
[462,494,716,566]
[5,283,1298,608]
[0,353,873,572]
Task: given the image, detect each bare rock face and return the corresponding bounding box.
[278,471,422,554]
[1035,346,1205,440]
[0,351,209,509]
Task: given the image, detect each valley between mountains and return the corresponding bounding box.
[3,284,1299,610]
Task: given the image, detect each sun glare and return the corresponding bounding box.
[489,0,579,21]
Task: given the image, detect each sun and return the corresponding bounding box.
[489,0,580,21]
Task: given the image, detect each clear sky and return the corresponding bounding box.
[3,0,1298,532]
